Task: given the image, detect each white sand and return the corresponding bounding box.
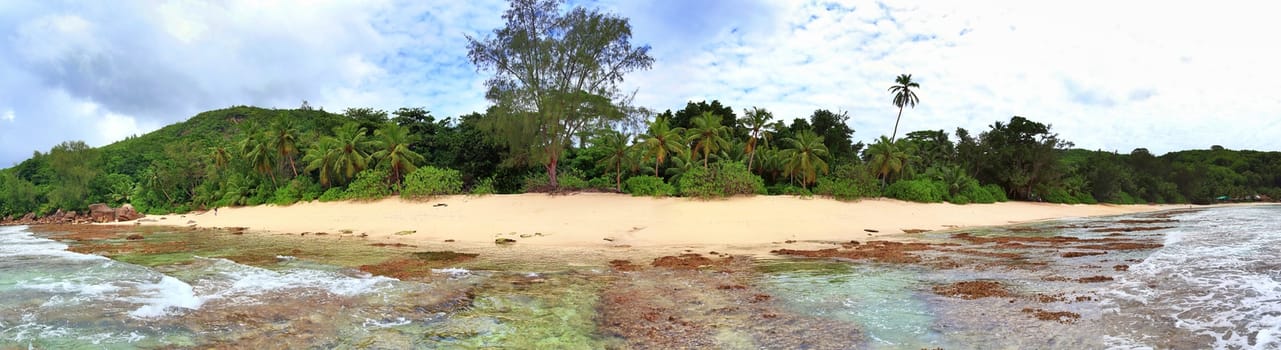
[116,194,1183,251]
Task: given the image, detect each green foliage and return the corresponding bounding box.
[958,181,996,204]
[984,184,1008,202]
[624,175,674,197]
[884,179,946,203]
[768,184,813,197]
[470,177,497,196]
[814,164,881,200]
[1043,187,1078,204]
[0,171,39,216]
[318,187,346,202]
[521,169,591,192]
[271,178,318,205]
[677,162,765,198]
[344,169,394,200]
[401,166,464,199]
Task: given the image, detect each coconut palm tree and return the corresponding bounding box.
[780,130,830,189]
[240,133,276,185]
[686,111,731,169]
[304,123,373,187]
[208,146,230,170]
[867,136,912,187]
[740,107,773,172]
[595,130,633,192]
[268,117,301,177]
[371,124,425,185]
[888,73,920,142]
[639,117,686,177]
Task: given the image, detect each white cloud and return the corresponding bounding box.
[1,109,13,122]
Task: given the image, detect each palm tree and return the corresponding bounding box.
[780,130,830,188]
[371,124,425,185]
[304,123,373,187]
[867,136,912,187]
[209,146,230,170]
[740,107,773,172]
[686,111,730,169]
[888,73,921,142]
[595,130,633,192]
[240,134,276,185]
[639,117,687,177]
[268,117,301,177]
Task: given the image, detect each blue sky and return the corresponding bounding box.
[2,0,1279,167]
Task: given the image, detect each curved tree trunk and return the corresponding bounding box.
[891,105,905,142]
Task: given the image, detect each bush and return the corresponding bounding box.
[318,187,345,202]
[884,179,947,203]
[344,169,394,200]
[1043,187,1078,204]
[470,177,496,196]
[814,164,881,200]
[949,194,972,204]
[768,184,813,196]
[521,170,590,192]
[984,184,1008,202]
[956,180,995,204]
[401,166,463,199]
[587,177,614,191]
[677,162,766,198]
[272,182,302,205]
[624,176,675,197]
[1077,192,1100,204]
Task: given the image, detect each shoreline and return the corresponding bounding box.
[102,193,1190,255]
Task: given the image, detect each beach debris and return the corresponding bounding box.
[433,203,448,207]
[901,229,930,234]
[932,280,1012,299]
[495,238,516,245]
[603,238,615,242]
[314,232,328,236]
[186,220,196,224]
[369,242,416,248]
[784,240,797,244]
[125,234,144,240]
[863,229,879,233]
[339,229,354,234]
[394,230,416,236]
[358,233,368,238]
[1113,264,1129,271]
[444,239,455,242]
[519,234,533,238]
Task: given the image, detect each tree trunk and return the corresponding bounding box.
[891,105,905,142]
[655,158,661,177]
[288,156,298,177]
[747,151,756,173]
[547,157,559,188]
[615,164,622,192]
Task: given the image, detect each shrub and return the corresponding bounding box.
[884,179,946,203]
[344,169,394,200]
[769,184,813,197]
[814,164,881,200]
[624,176,674,197]
[1043,187,1078,204]
[521,170,590,192]
[1077,192,1100,204]
[587,176,614,191]
[956,180,995,204]
[949,194,972,204]
[984,184,1008,202]
[677,162,765,198]
[318,187,345,202]
[401,166,463,199]
[272,183,302,205]
[470,177,496,196]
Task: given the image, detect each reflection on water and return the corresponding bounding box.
[1,205,1277,349]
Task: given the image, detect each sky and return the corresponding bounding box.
[2,0,1279,168]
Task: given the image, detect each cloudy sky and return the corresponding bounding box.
[2,0,1279,167]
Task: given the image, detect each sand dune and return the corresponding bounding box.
[115,193,1183,250]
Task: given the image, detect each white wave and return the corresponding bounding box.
[127,276,202,318]
[362,317,411,328]
[433,268,472,278]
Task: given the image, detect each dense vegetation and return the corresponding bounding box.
[2,0,1278,218]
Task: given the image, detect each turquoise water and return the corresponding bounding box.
[2,205,1278,348]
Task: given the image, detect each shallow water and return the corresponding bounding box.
[1,205,1277,349]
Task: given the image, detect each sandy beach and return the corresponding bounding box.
[112,193,1183,252]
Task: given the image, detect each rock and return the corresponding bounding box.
[21,212,35,222]
[115,204,144,222]
[495,238,517,245]
[89,203,116,223]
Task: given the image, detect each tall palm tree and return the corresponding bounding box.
[240,134,276,185]
[781,130,830,189]
[888,74,921,142]
[304,123,373,187]
[268,117,301,177]
[595,130,634,192]
[371,124,425,185]
[686,111,730,169]
[639,117,687,177]
[740,107,773,172]
[867,136,912,187]
[209,146,230,170]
